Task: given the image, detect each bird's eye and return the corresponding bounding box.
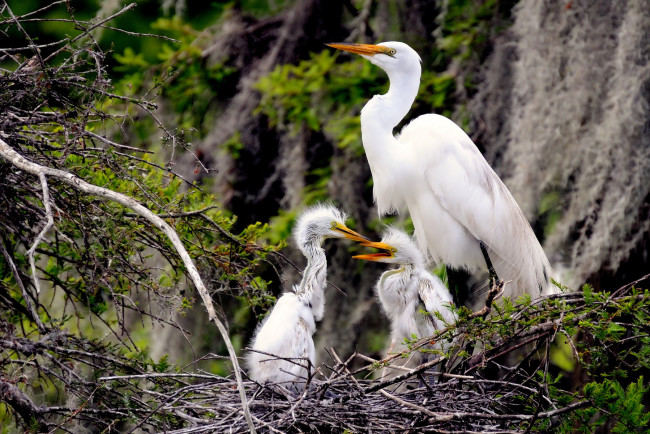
[331,222,338,228]
[389,49,396,55]
[391,248,397,253]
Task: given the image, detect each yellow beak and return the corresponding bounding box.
[333,225,371,243]
[326,42,391,57]
[352,240,395,261]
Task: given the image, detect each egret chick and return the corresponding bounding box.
[248,204,369,393]
[354,228,457,368]
[327,41,557,300]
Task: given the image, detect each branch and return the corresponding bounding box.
[124,205,219,219]
[98,373,219,381]
[0,137,256,433]
[331,356,446,403]
[0,380,48,432]
[0,236,45,331]
[26,173,53,294]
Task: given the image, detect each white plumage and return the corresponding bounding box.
[247,204,369,392]
[354,228,457,364]
[327,41,558,300]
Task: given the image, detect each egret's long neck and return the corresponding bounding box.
[361,64,420,169]
[295,242,327,321]
[360,65,420,208]
[361,66,420,133]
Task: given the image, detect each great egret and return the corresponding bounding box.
[354,228,457,369]
[247,204,369,393]
[327,41,557,300]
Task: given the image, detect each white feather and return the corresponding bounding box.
[247,293,315,389]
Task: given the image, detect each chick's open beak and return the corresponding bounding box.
[326,42,389,57]
[333,225,371,243]
[352,241,395,261]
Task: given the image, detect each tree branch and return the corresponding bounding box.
[26,173,53,294]
[0,236,45,331]
[0,379,48,432]
[0,137,256,433]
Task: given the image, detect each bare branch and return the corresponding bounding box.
[0,380,48,432]
[26,173,53,294]
[0,237,45,331]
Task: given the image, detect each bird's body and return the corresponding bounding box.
[248,292,315,388]
[354,228,456,364]
[328,41,557,300]
[247,204,368,392]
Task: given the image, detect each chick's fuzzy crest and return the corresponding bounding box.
[376,227,427,268]
[293,203,348,252]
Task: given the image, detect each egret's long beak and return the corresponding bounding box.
[353,240,395,261]
[326,42,391,57]
[333,225,371,243]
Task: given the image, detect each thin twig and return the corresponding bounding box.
[26,173,54,294]
[124,206,219,219]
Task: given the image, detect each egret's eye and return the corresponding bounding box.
[331,221,338,228]
[389,49,396,56]
[391,248,397,253]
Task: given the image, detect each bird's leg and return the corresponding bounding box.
[478,240,497,287]
[418,350,439,388]
[479,240,504,295]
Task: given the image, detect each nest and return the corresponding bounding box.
[99,345,579,433]
[97,287,612,433]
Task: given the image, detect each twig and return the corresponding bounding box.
[469,279,506,319]
[0,0,66,23]
[609,272,650,299]
[124,206,219,219]
[83,130,153,153]
[99,373,221,381]
[0,380,48,432]
[0,236,45,331]
[333,356,446,403]
[26,173,54,294]
[269,250,348,295]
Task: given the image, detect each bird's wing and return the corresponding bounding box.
[290,316,316,372]
[417,273,456,328]
[428,150,551,292]
[403,115,551,294]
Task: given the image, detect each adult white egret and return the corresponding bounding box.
[354,228,457,367]
[247,204,369,393]
[327,41,557,300]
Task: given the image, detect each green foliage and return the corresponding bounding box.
[114,16,238,134]
[437,0,514,63]
[416,73,456,116]
[3,1,650,432]
[256,50,381,153]
[264,209,296,246]
[564,377,650,433]
[0,3,286,430]
[254,48,460,210]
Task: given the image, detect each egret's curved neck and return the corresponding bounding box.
[362,66,421,133]
[296,242,327,321]
[360,65,420,178]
